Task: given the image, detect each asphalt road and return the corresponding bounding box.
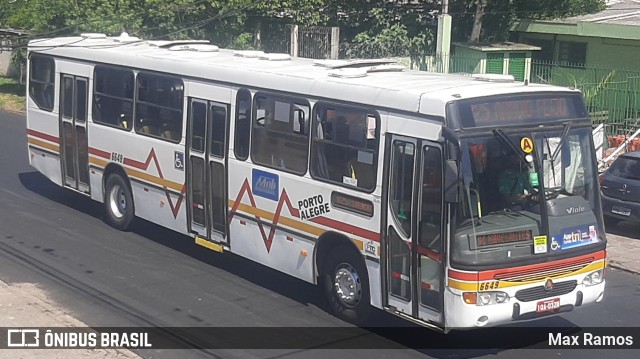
[1,110,639,359]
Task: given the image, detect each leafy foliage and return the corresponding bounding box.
[450,0,606,43]
[0,0,607,54]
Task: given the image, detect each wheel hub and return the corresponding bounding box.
[109,184,126,219]
[333,264,362,307]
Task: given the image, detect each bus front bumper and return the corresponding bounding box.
[444,280,605,329]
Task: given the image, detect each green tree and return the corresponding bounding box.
[451,0,606,43]
[326,0,438,58]
[5,1,256,44]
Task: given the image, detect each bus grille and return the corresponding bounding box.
[492,257,593,282]
[514,280,577,302]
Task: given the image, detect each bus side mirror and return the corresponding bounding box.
[444,159,459,203]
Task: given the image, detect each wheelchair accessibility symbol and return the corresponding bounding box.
[551,238,561,251]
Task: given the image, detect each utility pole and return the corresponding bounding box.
[436,0,451,73]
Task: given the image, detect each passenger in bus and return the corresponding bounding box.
[138,119,159,136]
[345,154,375,189]
[316,113,333,141]
[161,122,179,141]
[334,116,349,144]
[498,156,532,206]
[42,84,54,109]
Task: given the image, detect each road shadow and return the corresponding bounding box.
[18,171,104,219]
[19,170,581,356]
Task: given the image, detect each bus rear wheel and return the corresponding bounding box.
[322,246,371,324]
[104,174,134,231]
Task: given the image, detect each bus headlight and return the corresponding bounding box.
[582,269,604,286]
[495,292,509,303]
[478,293,491,305]
[464,291,509,305]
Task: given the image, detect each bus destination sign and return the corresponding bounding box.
[456,93,586,128]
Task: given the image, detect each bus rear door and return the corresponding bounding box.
[59,74,90,194]
[187,98,230,246]
[384,135,445,327]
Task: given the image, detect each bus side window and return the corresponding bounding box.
[292,105,308,135]
[93,66,134,131]
[310,104,379,192]
[29,55,55,112]
[250,93,309,174]
[134,72,183,143]
[234,89,251,161]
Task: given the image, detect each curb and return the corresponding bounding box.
[609,262,640,276]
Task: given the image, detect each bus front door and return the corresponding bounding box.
[384,135,445,327]
[187,98,229,246]
[59,74,90,194]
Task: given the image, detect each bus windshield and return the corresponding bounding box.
[451,127,605,268]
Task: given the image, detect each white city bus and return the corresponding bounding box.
[26,33,606,331]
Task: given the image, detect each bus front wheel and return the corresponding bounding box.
[322,246,371,324]
[104,174,135,231]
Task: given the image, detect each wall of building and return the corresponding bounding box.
[517,32,640,69]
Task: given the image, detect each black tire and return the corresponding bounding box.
[322,245,371,325]
[104,174,135,231]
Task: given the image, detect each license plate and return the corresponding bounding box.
[611,206,631,216]
[536,298,560,313]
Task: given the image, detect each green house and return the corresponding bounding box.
[510,0,640,134]
[451,42,540,81]
[511,0,640,70]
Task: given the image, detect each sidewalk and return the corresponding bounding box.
[603,221,640,275]
[0,281,141,359]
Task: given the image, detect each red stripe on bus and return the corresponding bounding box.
[309,216,380,242]
[121,148,163,175]
[89,146,184,219]
[88,147,110,159]
[447,270,478,282]
[408,242,442,262]
[448,250,606,282]
[27,129,59,144]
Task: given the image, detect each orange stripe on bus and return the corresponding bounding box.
[28,137,59,153]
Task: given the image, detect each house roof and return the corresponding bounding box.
[0,28,29,36]
[511,0,640,40]
[453,42,541,52]
[558,0,640,26]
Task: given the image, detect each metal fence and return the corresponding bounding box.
[529,60,640,136]
[258,23,338,59]
[259,22,291,54]
[293,25,337,59]
[404,53,640,138]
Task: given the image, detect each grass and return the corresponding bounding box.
[0,77,26,112]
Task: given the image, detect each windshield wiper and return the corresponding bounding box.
[492,128,532,168]
[542,121,574,197]
[551,121,572,162]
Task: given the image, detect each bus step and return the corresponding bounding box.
[195,236,224,253]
